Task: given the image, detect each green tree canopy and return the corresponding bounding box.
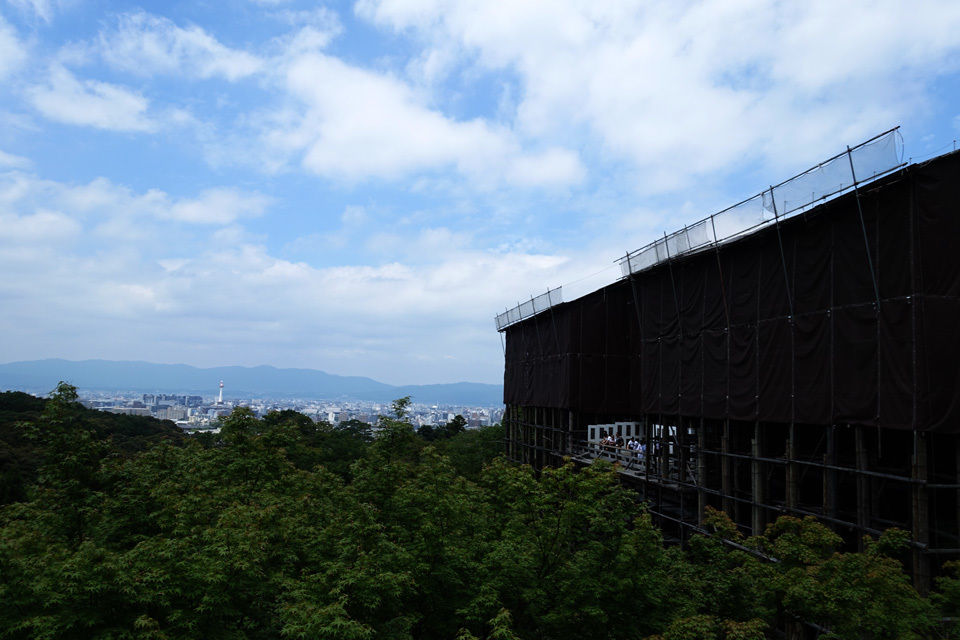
[0,395,947,640]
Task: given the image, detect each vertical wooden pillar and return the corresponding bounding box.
[678,419,687,484]
[660,421,669,481]
[677,420,686,539]
[956,438,960,559]
[554,408,559,460]
[752,421,764,536]
[525,408,532,467]
[642,417,651,501]
[722,420,733,517]
[698,419,707,525]
[540,407,545,464]
[535,407,539,467]
[525,408,531,467]
[787,423,799,510]
[506,406,511,460]
[536,407,542,469]
[912,431,930,593]
[871,427,882,522]
[824,425,837,521]
[855,425,870,551]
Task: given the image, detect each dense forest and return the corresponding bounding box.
[1,385,959,639]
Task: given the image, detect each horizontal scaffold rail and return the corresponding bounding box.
[495,287,562,332]
[619,127,903,277]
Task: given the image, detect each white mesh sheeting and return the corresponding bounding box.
[767,130,901,217]
[496,287,563,331]
[711,194,766,242]
[765,153,850,216]
[621,219,718,277]
[852,130,899,182]
[618,130,902,277]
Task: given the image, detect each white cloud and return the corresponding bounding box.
[1,173,269,230]
[270,25,338,57]
[0,167,585,383]
[167,188,272,224]
[271,7,341,32]
[0,15,27,80]
[7,235,555,379]
[27,65,157,132]
[0,149,30,169]
[341,205,368,227]
[7,0,56,23]
[97,12,263,80]
[6,1,960,385]
[357,0,960,189]
[266,51,584,187]
[0,208,81,245]
[404,45,458,88]
[507,148,585,189]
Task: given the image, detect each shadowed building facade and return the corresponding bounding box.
[500,149,960,589]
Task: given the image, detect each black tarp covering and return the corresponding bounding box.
[503,151,960,432]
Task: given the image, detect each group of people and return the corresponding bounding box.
[598,430,647,462]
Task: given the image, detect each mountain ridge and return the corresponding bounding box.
[0,359,504,406]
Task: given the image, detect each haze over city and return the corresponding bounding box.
[1,0,959,386]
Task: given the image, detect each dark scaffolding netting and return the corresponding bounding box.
[503,150,960,433]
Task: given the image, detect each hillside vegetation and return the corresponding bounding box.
[0,390,186,506]
[1,385,958,639]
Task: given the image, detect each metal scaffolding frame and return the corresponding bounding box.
[499,149,960,591]
[502,408,952,590]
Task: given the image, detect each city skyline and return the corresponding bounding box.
[79,387,502,431]
[1,1,959,385]
[0,357,504,406]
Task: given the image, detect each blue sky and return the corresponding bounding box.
[1,0,959,386]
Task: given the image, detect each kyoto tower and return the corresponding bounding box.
[218,380,224,405]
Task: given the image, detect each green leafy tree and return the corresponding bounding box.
[369,397,423,465]
[446,414,468,436]
[441,423,504,481]
[389,396,412,421]
[28,382,109,546]
[934,561,960,638]
[0,391,943,640]
[671,508,934,639]
[0,391,47,505]
[465,458,678,639]
[417,415,468,443]
[671,508,776,628]
[772,526,935,638]
[315,419,374,480]
[381,447,488,638]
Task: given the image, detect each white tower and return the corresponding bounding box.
[218,380,224,404]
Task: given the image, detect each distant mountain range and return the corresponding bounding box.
[0,359,504,407]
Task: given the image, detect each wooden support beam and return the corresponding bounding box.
[956,438,960,557]
[722,420,733,517]
[643,417,651,502]
[787,423,799,509]
[856,424,870,552]
[660,421,669,481]
[824,425,837,521]
[698,419,707,525]
[752,421,764,536]
[912,431,929,593]
[678,419,687,484]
